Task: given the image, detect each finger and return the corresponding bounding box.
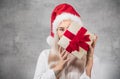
[88,45,92,52]
[64,58,70,64]
[62,52,69,60]
[92,34,98,48]
[58,46,61,53]
[61,47,64,53]
[59,46,62,54]
[95,36,98,45]
[94,34,98,43]
[61,49,66,57]
[92,41,95,48]
[89,45,92,51]
[58,47,62,60]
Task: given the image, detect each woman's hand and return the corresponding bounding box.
[53,46,70,77]
[88,35,98,57]
[86,34,98,77]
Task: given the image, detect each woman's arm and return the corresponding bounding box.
[80,55,100,79]
[86,55,93,78]
[86,35,98,78]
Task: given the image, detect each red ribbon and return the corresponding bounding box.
[64,27,90,53]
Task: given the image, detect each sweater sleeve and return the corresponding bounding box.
[33,50,56,79]
[80,71,90,79]
[91,55,100,79]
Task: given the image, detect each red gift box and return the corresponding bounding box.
[58,22,96,59]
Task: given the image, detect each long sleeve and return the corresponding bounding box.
[33,50,56,79]
[80,71,90,79]
[91,55,100,79]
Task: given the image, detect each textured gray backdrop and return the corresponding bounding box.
[0,0,120,79]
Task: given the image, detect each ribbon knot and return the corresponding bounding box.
[65,27,90,53]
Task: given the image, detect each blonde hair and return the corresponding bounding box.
[50,30,59,56]
[49,23,87,79]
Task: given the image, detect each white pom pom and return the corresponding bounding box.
[46,36,54,47]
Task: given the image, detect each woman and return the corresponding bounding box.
[33,3,99,79]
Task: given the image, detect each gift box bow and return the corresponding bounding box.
[58,22,95,59]
[65,27,90,53]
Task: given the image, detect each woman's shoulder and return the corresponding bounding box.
[39,49,51,57]
[36,49,51,64]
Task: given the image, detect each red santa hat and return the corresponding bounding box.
[47,3,83,47]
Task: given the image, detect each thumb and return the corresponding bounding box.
[89,45,92,52]
[92,34,98,48]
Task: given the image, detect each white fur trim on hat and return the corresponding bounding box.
[47,13,84,47]
[52,13,83,33]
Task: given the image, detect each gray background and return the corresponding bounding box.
[0,0,120,79]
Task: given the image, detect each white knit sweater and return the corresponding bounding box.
[33,49,100,79]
